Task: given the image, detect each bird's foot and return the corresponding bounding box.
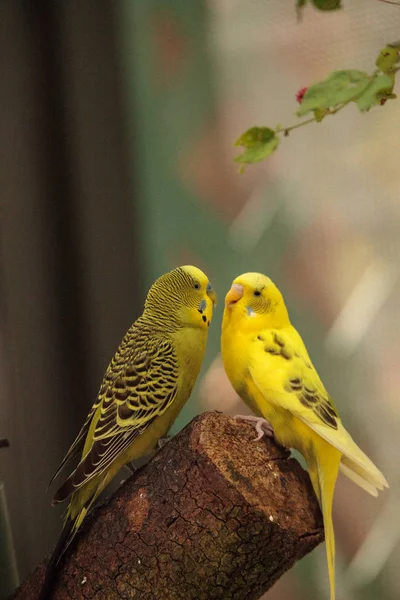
[234,414,275,442]
[157,435,172,449]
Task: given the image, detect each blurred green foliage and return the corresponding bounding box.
[234,44,399,170]
[297,0,342,17]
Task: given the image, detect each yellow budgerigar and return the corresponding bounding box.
[221,272,388,600]
[40,265,217,599]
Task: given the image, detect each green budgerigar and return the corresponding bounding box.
[39,265,217,599]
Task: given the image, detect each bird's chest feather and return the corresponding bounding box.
[221,329,249,391]
[223,326,306,451]
[173,328,207,389]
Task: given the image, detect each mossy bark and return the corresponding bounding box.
[11,412,323,600]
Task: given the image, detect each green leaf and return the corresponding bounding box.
[297,70,370,116]
[313,107,328,122]
[234,127,279,167]
[356,73,395,111]
[376,45,400,74]
[311,0,341,10]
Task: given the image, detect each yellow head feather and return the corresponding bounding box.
[223,272,289,331]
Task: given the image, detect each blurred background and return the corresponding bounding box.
[0,1,399,598]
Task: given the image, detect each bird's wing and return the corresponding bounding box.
[250,327,339,428]
[53,337,179,503]
[48,401,100,488]
[250,327,388,490]
[48,329,137,487]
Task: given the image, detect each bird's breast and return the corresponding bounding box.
[221,328,249,391]
[174,328,207,387]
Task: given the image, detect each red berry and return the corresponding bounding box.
[296,87,308,104]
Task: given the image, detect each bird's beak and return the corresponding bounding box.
[206,284,217,307]
[225,283,244,307]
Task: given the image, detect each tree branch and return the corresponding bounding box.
[11,412,323,600]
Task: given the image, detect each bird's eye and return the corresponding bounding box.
[194,283,200,290]
[253,290,261,297]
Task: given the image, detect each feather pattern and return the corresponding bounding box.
[53,335,179,502]
[256,329,339,429]
[47,398,101,488]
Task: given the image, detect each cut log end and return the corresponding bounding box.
[11,412,323,600]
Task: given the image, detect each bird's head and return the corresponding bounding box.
[223,272,289,331]
[144,265,217,330]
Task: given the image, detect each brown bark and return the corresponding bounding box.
[12,412,323,600]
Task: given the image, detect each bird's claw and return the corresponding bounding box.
[234,414,275,442]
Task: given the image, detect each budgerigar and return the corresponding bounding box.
[221,272,387,600]
[40,265,217,599]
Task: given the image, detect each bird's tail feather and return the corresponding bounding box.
[38,517,74,600]
[339,460,378,496]
[38,507,86,600]
[309,442,341,600]
[309,421,388,492]
[339,449,388,492]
